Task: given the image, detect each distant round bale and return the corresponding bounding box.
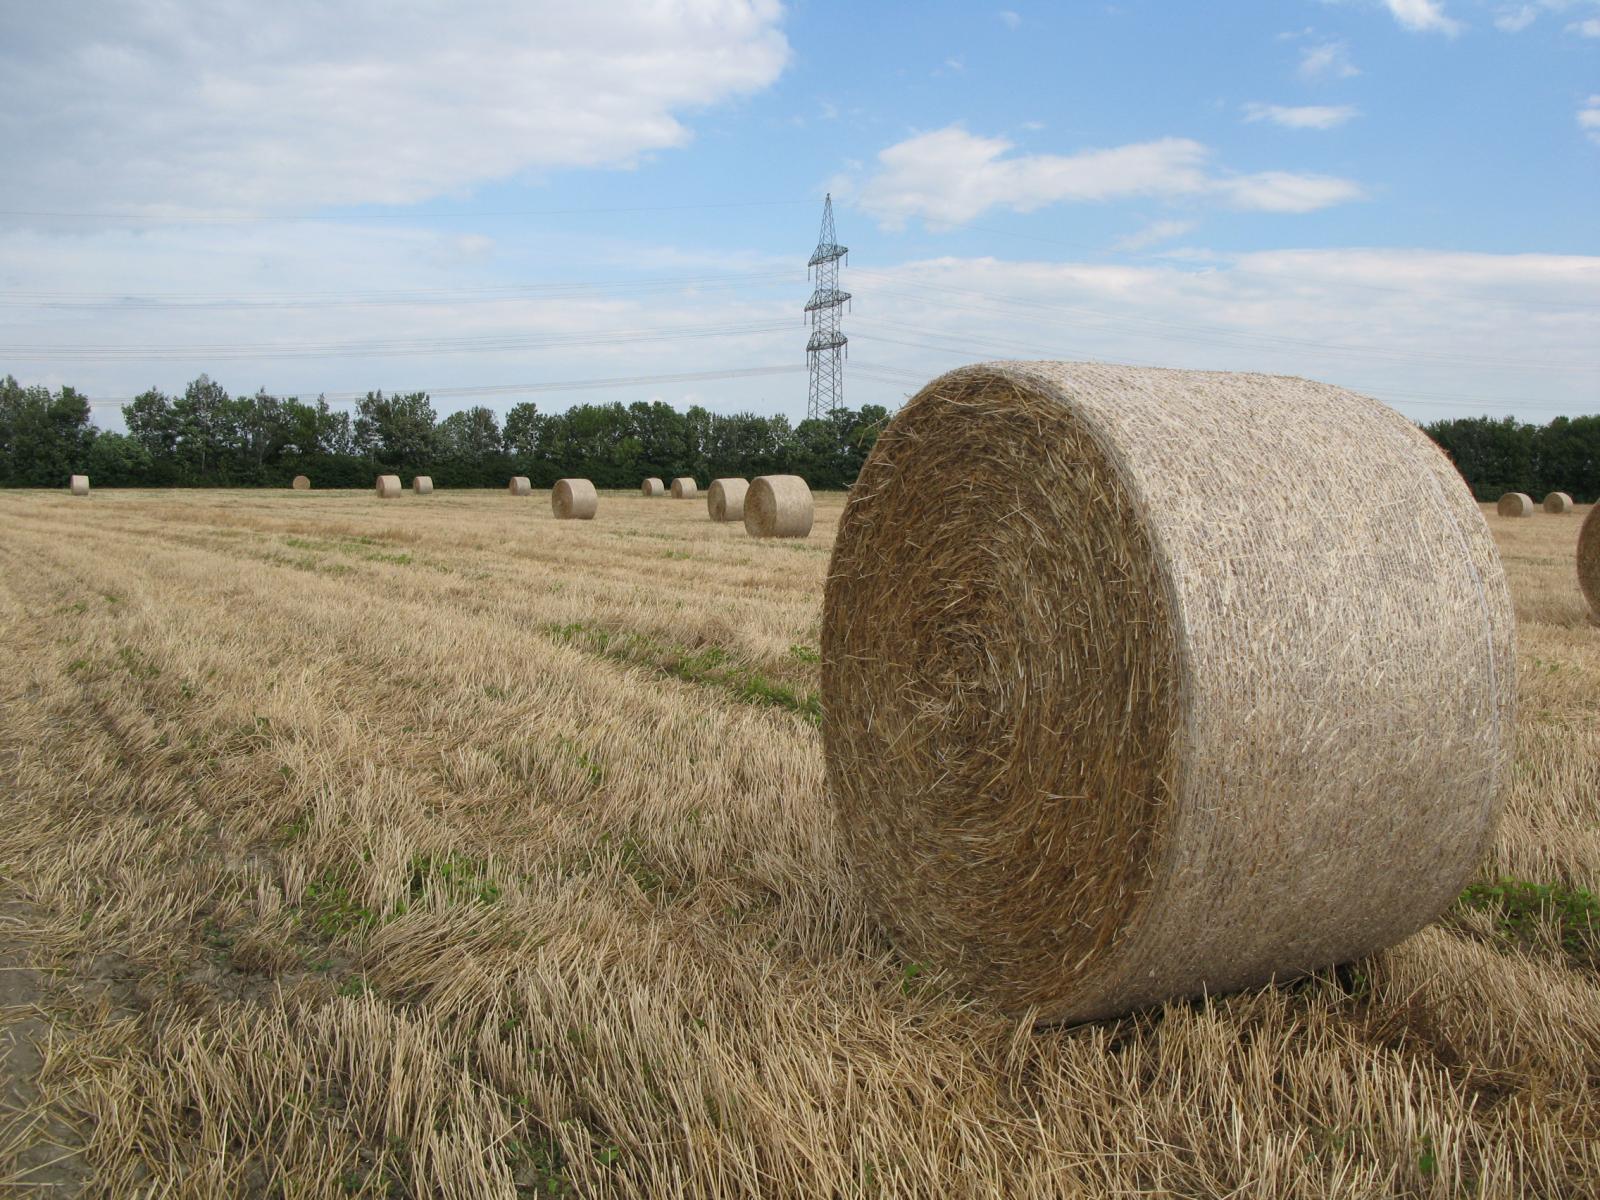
[1579,504,1600,621]
[412,476,433,495]
[744,475,813,539]
[552,478,598,520]
[291,475,311,491]
[670,476,698,499]
[822,360,1515,1025]
[1497,492,1534,517]
[508,476,532,497]
[375,474,402,499]
[1543,492,1574,514]
[69,475,89,496]
[707,478,749,522]
[641,477,665,497]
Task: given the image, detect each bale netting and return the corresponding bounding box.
[1497,492,1534,517]
[744,475,813,539]
[1579,503,1600,621]
[375,474,402,499]
[291,475,311,491]
[707,478,749,522]
[552,478,598,520]
[642,477,665,497]
[69,475,89,496]
[412,476,434,495]
[670,476,698,499]
[1543,491,1574,514]
[822,360,1516,1025]
[508,476,532,497]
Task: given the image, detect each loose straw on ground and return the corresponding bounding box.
[744,476,813,538]
[822,360,1515,1025]
[291,475,310,491]
[69,475,89,496]
[374,475,401,499]
[412,476,433,495]
[671,477,698,499]
[552,478,598,520]
[707,478,749,522]
[641,477,665,497]
[1498,492,1533,517]
[1580,504,1600,621]
[508,477,531,497]
[1543,492,1574,514]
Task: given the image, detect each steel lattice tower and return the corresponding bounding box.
[805,193,849,422]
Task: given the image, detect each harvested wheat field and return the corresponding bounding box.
[0,488,1596,1199]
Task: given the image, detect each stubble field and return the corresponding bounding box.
[0,487,1596,1198]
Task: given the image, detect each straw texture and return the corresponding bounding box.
[552,478,598,520]
[374,475,401,499]
[1543,492,1574,514]
[1580,504,1600,621]
[69,475,89,496]
[508,477,532,497]
[707,478,749,522]
[291,475,310,491]
[412,476,434,496]
[744,476,814,539]
[1498,492,1534,517]
[822,360,1515,1025]
[671,477,698,499]
[641,477,665,497]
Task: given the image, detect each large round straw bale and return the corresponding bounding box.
[374,474,402,499]
[1579,504,1600,621]
[822,361,1515,1025]
[670,476,698,499]
[744,475,813,538]
[707,478,749,522]
[291,475,311,491]
[1497,492,1533,517]
[508,476,531,497]
[69,475,89,496]
[641,477,665,497]
[552,478,598,520]
[412,475,433,495]
[1543,491,1574,514]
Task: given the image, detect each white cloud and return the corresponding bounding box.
[1113,219,1198,251]
[1243,103,1360,129]
[1298,40,1361,80]
[0,1,789,222]
[1581,96,1600,144]
[1570,16,1600,33]
[1494,5,1539,31]
[998,10,1022,29]
[855,126,1363,227]
[1381,0,1464,34]
[847,250,1600,420]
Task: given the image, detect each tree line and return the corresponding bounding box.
[0,375,888,491]
[2,374,1596,500]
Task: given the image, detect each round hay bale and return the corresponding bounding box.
[1497,492,1534,517]
[552,478,598,520]
[744,475,813,539]
[69,475,89,496]
[1579,504,1600,621]
[670,476,698,499]
[641,477,665,497]
[822,360,1515,1025]
[1543,491,1574,514]
[374,474,402,499]
[508,476,532,497]
[412,476,434,495]
[707,478,749,522]
[291,475,311,491]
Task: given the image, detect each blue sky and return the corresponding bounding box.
[1,0,1596,427]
